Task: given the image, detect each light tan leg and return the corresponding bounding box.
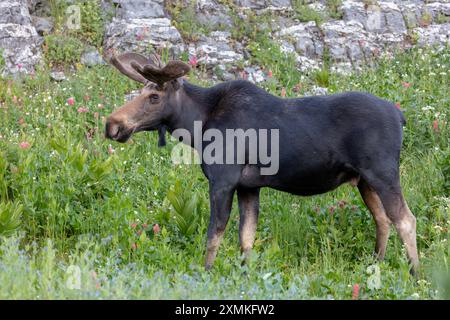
[237,188,260,261]
[358,181,391,260]
[393,200,419,275]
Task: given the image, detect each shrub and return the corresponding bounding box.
[44,34,84,66]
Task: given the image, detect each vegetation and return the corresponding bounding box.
[0,44,448,299]
[45,0,106,66]
[44,34,85,66]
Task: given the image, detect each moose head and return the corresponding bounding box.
[105,52,191,143]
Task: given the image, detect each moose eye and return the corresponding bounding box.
[149,94,160,104]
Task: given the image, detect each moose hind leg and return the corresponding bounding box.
[368,178,419,275]
[237,188,260,262]
[358,179,391,260]
[205,183,235,270]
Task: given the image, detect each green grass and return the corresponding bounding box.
[0,46,449,299]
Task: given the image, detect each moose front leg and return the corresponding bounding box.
[205,183,235,270]
[237,188,260,263]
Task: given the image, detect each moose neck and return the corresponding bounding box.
[166,81,223,150]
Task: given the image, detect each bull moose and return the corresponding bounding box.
[105,52,419,275]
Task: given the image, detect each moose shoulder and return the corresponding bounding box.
[105,52,419,275]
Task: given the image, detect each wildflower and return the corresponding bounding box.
[131,222,138,229]
[329,206,336,215]
[402,82,411,88]
[131,243,138,250]
[153,224,161,234]
[108,144,115,154]
[19,141,30,149]
[267,70,273,78]
[136,33,144,41]
[338,200,347,209]
[189,55,198,68]
[395,102,401,110]
[12,96,18,104]
[281,87,286,98]
[67,97,75,106]
[137,229,142,236]
[98,103,104,109]
[433,120,439,132]
[352,283,360,300]
[77,107,89,113]
[142,223,148,228]
[18,118,25,126]
[351,205,358,211]
[83,95,90,101]
[17,63,23,70]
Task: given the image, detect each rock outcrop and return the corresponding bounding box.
[0,0,43,75]
[1,0,449,77]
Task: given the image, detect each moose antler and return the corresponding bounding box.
[131,60,191,88]
[110,52,150,84]
[110,52,190,87]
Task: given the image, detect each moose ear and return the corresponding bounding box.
[110,52,150,84]
[132,60,191,87]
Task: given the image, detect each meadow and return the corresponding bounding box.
[0,46,448,299]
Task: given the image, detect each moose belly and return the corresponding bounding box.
[239,164,359,196]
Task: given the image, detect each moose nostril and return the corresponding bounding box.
[106,121,122,140]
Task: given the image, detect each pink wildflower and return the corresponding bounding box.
[67,97,75,106]
[189,55,198,68]
[19,141,30,149]
[153,224,161,234]
[77,107,89,113]
[402,82,411,88]
[352,284,360,300]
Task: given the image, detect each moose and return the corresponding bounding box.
[105,52,419,275]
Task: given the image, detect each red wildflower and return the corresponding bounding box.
[153,224,161,234]
[281,87,287,98]
[67,97,75,106]
[189,55,198,68]
[395,102,401,110]
[352,283,360,300]
[19,141,30,149]
[137,229,143,236]
[142,223,148,229]
[131,222,138,229]
[77,107,89,113]
[433,120,439,132]
[267,70,273,78]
